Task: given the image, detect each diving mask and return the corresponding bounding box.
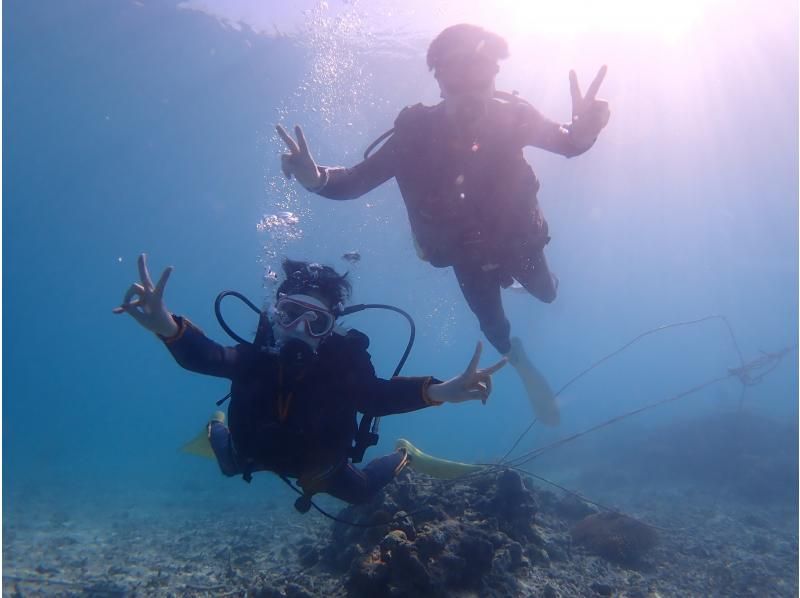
[274,294,336,338]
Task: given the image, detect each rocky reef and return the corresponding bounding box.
[4,456,797,597]
[318,468,659,597]
[570,511,658,567]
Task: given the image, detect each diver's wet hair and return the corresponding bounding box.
[426,24,509,71]
[276,259,351,308]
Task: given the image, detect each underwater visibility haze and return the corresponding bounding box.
[4,1,799,595]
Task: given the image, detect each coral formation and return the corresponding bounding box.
[570,511,658,566]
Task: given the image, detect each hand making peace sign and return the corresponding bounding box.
[276,124,325,190]
[568,65,611,146]
[113,253,179,338]
[426,342,508,405]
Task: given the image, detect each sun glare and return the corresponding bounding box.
[481,0,716,42]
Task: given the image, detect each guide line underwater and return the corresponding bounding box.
[399,315,795,531]
[501,342,795,532]
[499,314,745,468]
[497,314,794,472]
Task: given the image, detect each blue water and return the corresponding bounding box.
[5,0,797,527]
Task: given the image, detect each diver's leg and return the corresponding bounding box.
[208,419,240,476]
[453,261,512,354]
[497,249,560,425]
[321,450,408,504]
[511,249,558,303]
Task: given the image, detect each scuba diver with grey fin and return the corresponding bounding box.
[114,254,506,509]
[277,24,611,426]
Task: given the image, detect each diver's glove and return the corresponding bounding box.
[567,65,611,150]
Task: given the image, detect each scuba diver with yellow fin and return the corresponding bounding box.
[114,254,505,508]
[277,24,611,426]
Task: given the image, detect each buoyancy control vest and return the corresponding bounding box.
[387,92,548,267]
[214,292,416,468]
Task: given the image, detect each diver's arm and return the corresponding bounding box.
[354,341,506,415]
[342,332,442,415]
[522,66,610,157]
[519,103,595,158]
[160,315,239,379]
[357,374,445,416]
[276,122,397,200]
[314,132,399,201]
[115,253,239,379]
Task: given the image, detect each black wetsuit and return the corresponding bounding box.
[162,316,440,504]
[315,98,592,354]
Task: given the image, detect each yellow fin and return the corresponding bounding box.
[508,337,560,426]
[396,439,485,479]
[180,412,225,460]
[181,428,215,459]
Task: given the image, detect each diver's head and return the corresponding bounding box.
[273,259,351,350]
[427,24,509,123]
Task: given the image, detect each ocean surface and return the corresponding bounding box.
[4,1,798,596]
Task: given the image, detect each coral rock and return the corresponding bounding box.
[571,512,658,566]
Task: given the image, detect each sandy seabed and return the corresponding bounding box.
[3,462,797,598]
